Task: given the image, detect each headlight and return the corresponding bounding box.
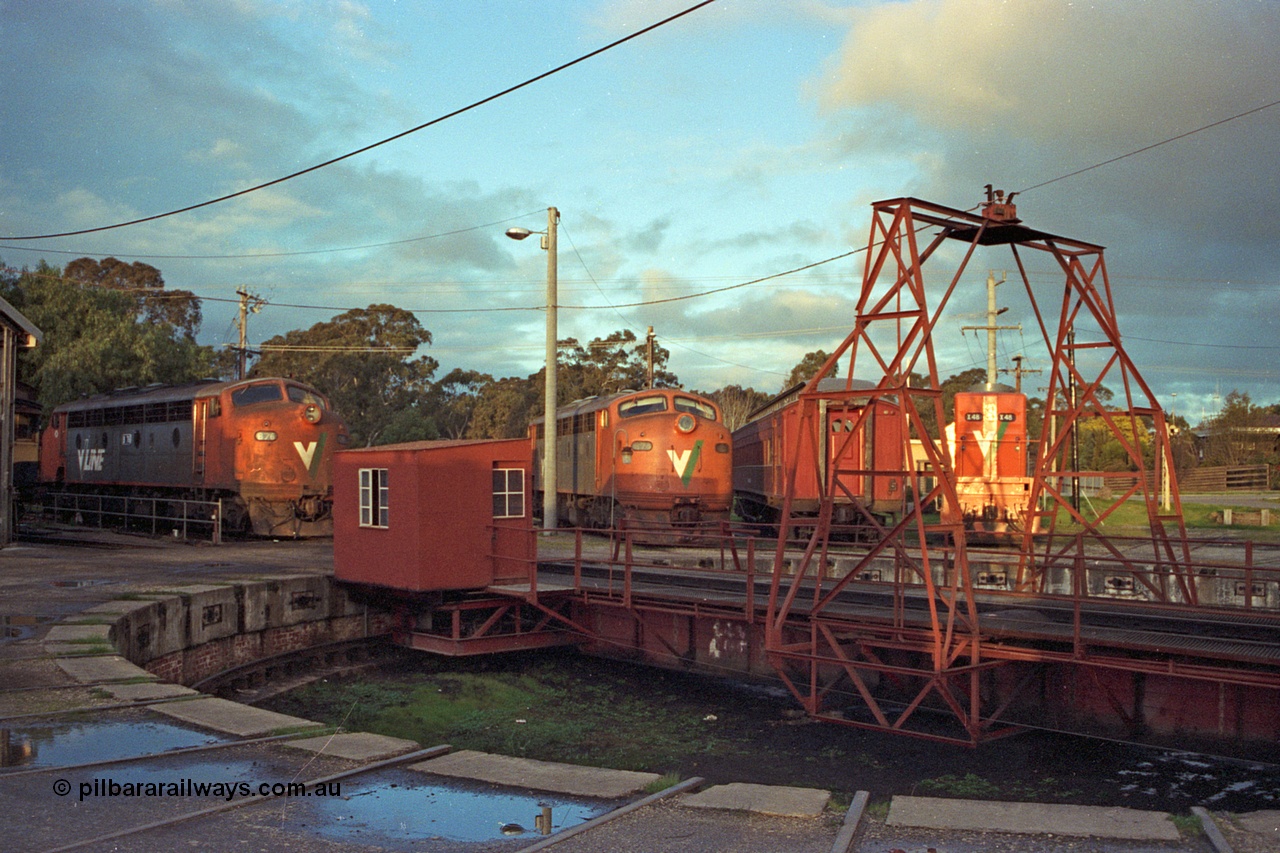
[676,414,696,433]
[303,404,322,424]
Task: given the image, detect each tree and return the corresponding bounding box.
[783,350,833,389]
[467,377,540,439]
[553,330,678,402]
[702,384,770,431]
[250,304,437,446]
[429,368,494,439]
[1200,390,1275,467]
[63,257,202,340]
[2,259,214,414]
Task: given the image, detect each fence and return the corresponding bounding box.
[1179,464,1271,493]
[36,492,223,543]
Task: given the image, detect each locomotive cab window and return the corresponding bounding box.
[492,468,525,519]
[286,385,328,409]
[232,383,284,408]
[618,395,668,418]
[673,396,717,421]
[359,468,389,528]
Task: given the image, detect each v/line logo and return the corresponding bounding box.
[666,440,704,487]
[78,448,105,471]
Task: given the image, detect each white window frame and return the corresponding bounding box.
[359,468,389,528]
[492,467,525,519]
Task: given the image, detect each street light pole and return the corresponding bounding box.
[542,207,558,531]
[506,207,559,531]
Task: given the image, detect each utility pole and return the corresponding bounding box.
[234,290,265,381]
[960,271,1020,390]
[1000,354,1041,393]
[646,326,655,388]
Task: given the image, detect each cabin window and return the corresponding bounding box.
[618,395,668,418]
[232,383,283,408]
[359,468,390,528]
[286,385,328,408]
[673,396,717,421]
[493,468,525,519]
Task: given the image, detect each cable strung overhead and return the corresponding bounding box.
[0,0,717,242]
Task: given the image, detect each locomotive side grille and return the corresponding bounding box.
[67,399,192,428]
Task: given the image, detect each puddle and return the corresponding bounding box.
[1,614,55,642]
[49,579,116,588]
[289,769,613,846]
[0,717,227,769]
[1111,751,1280,811]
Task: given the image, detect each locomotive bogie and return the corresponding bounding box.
[530,389,733,532]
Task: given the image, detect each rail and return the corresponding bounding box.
[520,522,1280,621]
[33,491,223,543]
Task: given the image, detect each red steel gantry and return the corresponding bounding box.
[764,192,1192,745]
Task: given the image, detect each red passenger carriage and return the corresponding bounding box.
[733,379,905,532]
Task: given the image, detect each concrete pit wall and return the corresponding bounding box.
[101,575,396,686]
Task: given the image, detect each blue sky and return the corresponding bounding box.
[2,0,1278,424]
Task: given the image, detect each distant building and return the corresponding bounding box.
[1,295,41,546]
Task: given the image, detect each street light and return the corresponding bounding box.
[506,207,559,531]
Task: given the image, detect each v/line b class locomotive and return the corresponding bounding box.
[37,377,350,536]
[530,388,734,531]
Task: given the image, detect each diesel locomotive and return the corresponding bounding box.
[941,388,1033,536]
[37,377,349,536]
[530,388,733,531]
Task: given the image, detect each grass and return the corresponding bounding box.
[643,772,683,794]
[913,773,1082,802]
[268,654,745,773]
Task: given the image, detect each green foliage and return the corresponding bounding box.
[1200,390,1276,467]
[274,657,740,772]
[466,376,540,440]
[551,329,679,402]
[430,368,495,439]
[700,384,770,431]
[783,350,834,390]
[3,259,215,414]
[251,304,438,446]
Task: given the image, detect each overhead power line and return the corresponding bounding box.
[1,0,717,242]
[1019,97,1280,195]
[0,211,546,260]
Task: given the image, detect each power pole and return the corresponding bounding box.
[646,326,655,388]
[960,271,1020,390]
[1000,354,1041,393]
[235,289,265,381]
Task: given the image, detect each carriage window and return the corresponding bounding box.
[673,396,717,421]
[492,468,525,519]
[359,468,389,528]
[618,395,668,418]
[231,383,283,408]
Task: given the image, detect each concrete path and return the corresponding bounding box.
[888,795,1183,841]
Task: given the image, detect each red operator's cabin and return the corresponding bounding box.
[333,439,534,593]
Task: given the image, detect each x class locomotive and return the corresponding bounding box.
[530,388,733,531]
[941,388,1033,536]
[38,377,349,536]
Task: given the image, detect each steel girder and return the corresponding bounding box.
[763,195,1191,744]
